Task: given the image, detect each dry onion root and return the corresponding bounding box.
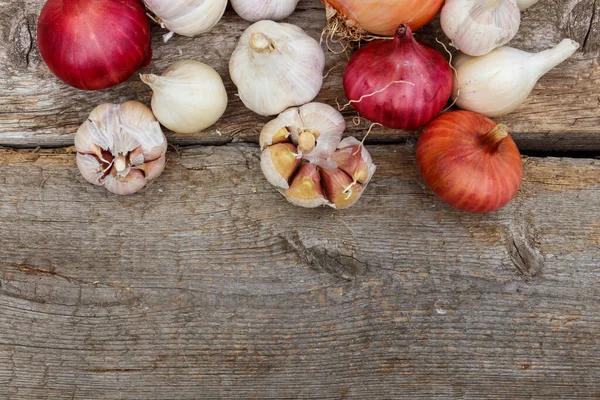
[260,102,376,210]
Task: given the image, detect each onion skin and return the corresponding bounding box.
[324,0,443,35]
[343,25,453,130]
[416,111,523,214]
[37,0,152,90]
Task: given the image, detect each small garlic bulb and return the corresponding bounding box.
[141,60,228,134]
[453,39,580,117]
[441,0,521,56]
[231,0,299,22]
[260,102,376,209]
[229,21,325,116]
[75,101,167,195]
[144,0,227,37]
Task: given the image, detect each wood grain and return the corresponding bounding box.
[0,145,598,398]
[0,0,598,151]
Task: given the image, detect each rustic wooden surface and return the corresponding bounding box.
[0,0,599,151]
[0,145,598,398]
[0,0,599,398]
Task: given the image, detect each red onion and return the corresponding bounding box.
[37,0,152,90]
[343,25,453,130]
[416,111,523,214]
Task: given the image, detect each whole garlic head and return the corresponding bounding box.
[75,101,167,195]
[260,102,376,209]
[441,0,521,56]
[231,0,299,22]
[229,21,325,116]
[141,60,228,134]
[144,0,227,37]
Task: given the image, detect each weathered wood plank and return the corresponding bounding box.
[0,145,598,398]
[0,1,598,151]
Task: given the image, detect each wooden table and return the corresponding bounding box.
[0,1,599,398]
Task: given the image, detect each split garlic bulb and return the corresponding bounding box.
[231,0,299,22]
[75,101,167,195]
[453,39,580,117]
[141,60,228,134]
[441,0,521,56]
[260,102,376,209]
[144,0,227,37]
[229,21,325,116]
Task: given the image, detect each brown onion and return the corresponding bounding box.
[324,0,444,36]
[416,111,523,214]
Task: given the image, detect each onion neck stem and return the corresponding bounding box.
[483,124,510,150]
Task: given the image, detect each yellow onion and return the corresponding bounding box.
[323,0,444,37]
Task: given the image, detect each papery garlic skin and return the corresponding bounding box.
[453,39,580,117]
[229,21,325,116]
[231,0,299,22]
[144,0,227,37]
[141,60,228,134]
[441,0,521,56]
[516,0,541,10]
[75,101,167,195]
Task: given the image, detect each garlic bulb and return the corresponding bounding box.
[260,102,376,209]
[516,0,541,10]
[144,0,227,37]
[75,101,167,195]
[141,60,228,134]
[441,0,521,56]
[231,0,299,22]
[229,21,325,116]
[453,39,580,117]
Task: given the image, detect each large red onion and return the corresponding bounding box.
[343,25,453,130]
[416,111,523,214]
[37,0,152,90]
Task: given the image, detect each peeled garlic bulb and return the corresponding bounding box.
[141,60,228,134]
[75,101,167,195]
[453,39,580,117]
[231,0,299,22]
[260,102,375,209]
[229,21,325,116]
[516,0,541,10]
[441,0,521,56]
[144,0,227,37]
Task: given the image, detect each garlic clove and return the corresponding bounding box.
[285,163,329,208]
[259,107,297,149]
[144,0,227,37]
[229,21,325,116]
[137,155,167,182]
[441,0,521,56]
[103,169,147,196]
[332,137,377,185]
[76,153,105,187]
[319,167,364,210]
[453,39,580,117]
[260,143,301,190]
[231,0,299,22]
[141,60,228,134]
